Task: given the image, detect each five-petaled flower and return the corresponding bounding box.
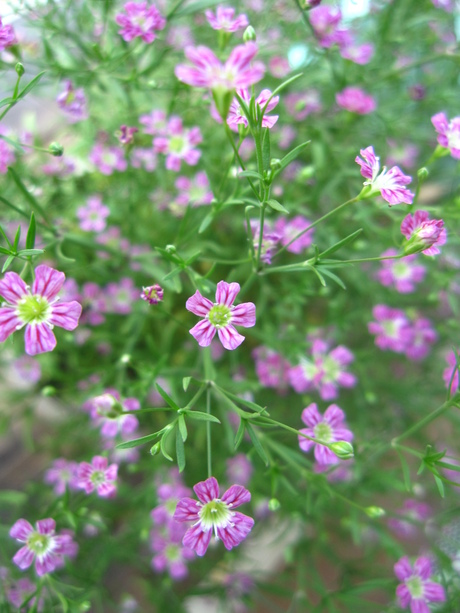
[173,476,254,556]
[10,518,77,576]
[401,210,446,256]
[115,1,166,44]
[431,112,460,159]
[394,556,445,613]
[356,146,414,206]
[0,265,82,356]
[186,281,256,350]
[77,456,118,498]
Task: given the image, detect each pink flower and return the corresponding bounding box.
[85,390,140,439]
[432,0,454,11]
[139,109,168,135]
[274,215,314,254]
[105,277,138,314]
[175,42,265,92]
[252,346,290,394]
[77,456,118,497]
[401,210,447,256]
[0,136,15,174]
[186,281,256,350]
[153,116,202,171]
[431,112,460,159]
[173,476,254,556]
[205,6,249,32]
[309,5,347,48]
[44,459,80,495]
[340,41,374,65]
[175,172,214,208]
[118,125,138,145]
[284,90,322,121]
[115,2,166,43]
[368,305,412,353]
[375,249,426,293]
[336,87,376,114]
[10,518,77,576]
[77,195,110,232]
[141,284,163,304]
[443,351,459,395]
[0,17,16,51]
[298,403,353,465]
[388,500,431,539]
[89,142,128,175]
[250,220,280,264]
[404,316,437,361]
[152,469,192,527]
[56,80,88,123]
[0,266,82,356]
[394,556,445,613]
[150,523,195,580]
[356,146,414,205]
[227,88,279,130]
[226,454,253,486]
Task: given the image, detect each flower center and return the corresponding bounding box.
[314,422,332,443]
[16,295,51,325]
[169,136,185,153]
[393,262,411,279]
[208,304,232,328]
[91,470,106,486]
[322,356,340,382]
[165,544,180,561]
[27,531,51,555]
[199,499,231,530]
[406,576,424,599]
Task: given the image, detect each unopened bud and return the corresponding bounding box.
[165,244,176,254]
[41,385,56,397]
[329,441,354,460]
[150,443,161,456]
[15,62,25,77]
[49,142,64,157]
[270,158,282,171]
[141,284,164,305]
[268,498,281,511]
[120,353,131,364]
[364,506,385,518]
[243,26,256,42]
[417,167,429,182]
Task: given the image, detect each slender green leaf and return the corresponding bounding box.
[175,427,186,472]
[155,383,180,410]
[183,410,221,423]
[116,430,164,449]
[396,449,411,491]
[183,376,192,392]
[13,225,21,250]
[277,140,311,172]
[0,195,28,219]
[246,422,269,466]
[266,199,289,214]
[261,128,270,171]
[160,430,174,462]
[434,474,445,498]
[217,387,268,415]
[234,419,246,451]
[319,228,363,259]
[0,246,11,255]
[2,254,15,272]
[17,248,44,256]
[163,267,183,281]
[17,71,46,99]
[318,267,346,290]
[25,212,36,250]
[306,264,327,286]
[199,212,214,234]
[0,224,12,247]
[238,170,264,181]
[178,414,188,442]
[8,167,50,223]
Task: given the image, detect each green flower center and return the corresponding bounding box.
[91,470,106,486]
[169,136,185,153]
[393,262,410,279]
[208,304,231,328]
[165,544,180,561]
[322,356,340,383]
[27,532,51,555]
[199,499,231,530]
[406,576,424,599]
[314,422,332,443]
[16,295,51,325]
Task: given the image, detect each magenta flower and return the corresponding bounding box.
[443,350,459,395]
[356,146,414,206]
[227,88,279,130]
[298,403,354,465]
[250,220,280,265]
[205,6,249,32]
[150,523,195,580]
[274,215,314,254]
[0,136,15,174]
[375,249,426,294]
[85,390,140,439]
[115,2,166,43]
[394,556,445,613]
[309,5,346,48]
[0,17,16,51]
[340,41,374,65]
[404,317,437,361]
[0,266,82,356]
[89,142,128,175]
[77,456,118,497]
[284,90,322,121]
[252,346,290,394]
[226,454,253,487]
[401,210,447,256]
[175,42,265,92]
[10,518,77,576]
[77,195,110,232]
[56,80,88,123]
[153,116,202,171]
[186,281,256,350]
[175,172,214,209]
[152,469,192,527]
[336,86,376,114]
[432,112,460,159]
[173,476,254,556]
[139,109,168,135]
[141,284,164,304]
[368,305,412,353]
[105,277,138,314]
[118,125,138,145]
[44,459,80,496]
[388,500,431,539]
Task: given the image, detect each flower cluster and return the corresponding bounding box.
[153,116,202,171]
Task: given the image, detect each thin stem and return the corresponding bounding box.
[206,387,212,478]
[224,124,259,199]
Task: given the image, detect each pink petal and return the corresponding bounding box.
[97,482,116,497]
[423,581,446,602]
[414,556,432,580]
[189,319,216,347]
[0,271,28,304]
[0,308,23,342]
[35,551,57,576]
[216,511,254,550]
[105,463,118,481]
[394,556,413,581]
[323,404,345,427]
[12,546,35,570]
[396,584,411,607]
[218,325,245,350]
[215,281,240,307]
[182,523,212,557]
[10,519,34,541]
[194,476,219,503]
[410,600,429,613]
[173,497,201,522]
[231,302,256,327]
[49,301,82,330]
[186,290,213,316]
[92,456,108,471]
[32,266,65,301]
[36,518,56,535]
[221,484,251,507]
[24,323,56,355]
[298,428,315,453]
[431,112,448,134]
[301,404,321,427]
[314,444,337,465]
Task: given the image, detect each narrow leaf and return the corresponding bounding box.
[246,422,269,466]
[396,450,411,491]
[17,71,46,99]
[175,427,186,472]
[183,376,192,392]
[116,431,163,449]
[234,419,246,451]
[318,267,346,290]
[199,212,214,234]
[261,128,270,171]
[25,212,36,250]
[8,167,50,223]
[318,228,363,259]
[17,248,44,256]
[0,246,11,255]
[266,199,289,214]
[178,414,188,442]
[155,383,180,411]
[0,195,28,219]
[0,224,12,247]
[13,225,21,250]
[238,170,264,181]
[434,474,445,498]
[277,140,311,172]
[163,267,183,281]
[160,430,174,462]
[2,254,15,272]
[183,410,221,423]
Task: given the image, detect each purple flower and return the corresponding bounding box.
[6,575,44,611]
[89,142,128,175]
[274,215,314,254]
[336,87,376,114]
[130,147,157,171]
[10,355,42,386]
[401,210,447,256]
[431,112,460,159]
[356,146,414,206]
[0,17,16,51]
[309,5,347,48]
[443,351,459,395]
[150,523,195,580]
[226,454,253,487]
[250,219,280,264]
[404,317,437,362]
[175,171,214,208]
[139,109,168,135]
[141,284,163,304]
[77,456,118,497]
[85,390,140,439]
[186,281,256,350]
[56,80,88,123]
[284,90,322,121]
[394,556,445,613]
[298,403,353,465]
[152,469,192,527]
[432,0,454,10]
[340,41,374,65]
[44,459,80,495]
[227,88,279,130]
[77,195,110,232]
[289,339,357,400]
[375,249,426,293]
[205,6,249,32]
[0,265,82,356]
[115,2,166,43]
[368,305,412,353]
[173,476,254,556]
[10,518,77,576]
[118,124,138,145]
[0,136,15,174]
[252,346,290,394]
[153,116,202,171]
[105,277,138,314]
[388,500,431,539]
[175,42,265,92]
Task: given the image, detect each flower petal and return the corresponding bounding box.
[49,301,82,331]
[189,319,216,347]
[12,545,35,570]
[182,524,212,557]
[32,266,65,301]
[0,272,28,304]
[414,556,432,580]
[24,323,56,355]
[323,404,345,427]
[35,551,57,576]
[173,497,201,522]
[301,404,321,427]
[216,511,254,550]
[423,581,446,603]
[215,281,240,307]
[298,428,315,453]
[36,519,56,535]
[394,556,413,581]
[10,519,34,541]
[194,476,219,503]
[231,302,256,327]
[222,484,251,507]
[218,325,245,350]
[186,290,213,317]
[0,308,23,342]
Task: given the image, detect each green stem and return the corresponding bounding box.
[206,387,212,478]
[255,415,337,450]
[261,254,403,276]
[224,124,259,199]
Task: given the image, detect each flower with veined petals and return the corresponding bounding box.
[173,476,254,556]
[205,6,249,32]
[431,112,460,159]
[0,265,82,356]
[227,87,279,130]
[356,146,414,206]
[9,518,77,576]
[298,403,353,465]
[401,210,447,256]
[394,556,445,613]
[186,281,256,350]
[0,17,16,51]
[77,456,118,498]
[115,1,166,44]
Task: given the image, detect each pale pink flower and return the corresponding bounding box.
[130,147,157,171]
[150,523,195,580]
[139,109,168,135]
[401,210,446,256]
[432,0,454,11]
[0,17,16,51]
[56,80,88,123]
[85,390,140,439]
[152,469,192,527]
[175,42,265,92]
[77,456,118,497]
[431,112,460,159]
[5,575,44,611]
[0,136,15,174]
[375,249,426,293]
[115,2,166,43]
[394,556,445,613]
[173,476,254,556]
[11,355,42,385]
[44,459,80,495]
[186,281,256,350]
[77,195,110,232]
[336,87,376,114]
[268,56,291,79]
[309,5,348,48]
[167,24,194,50]
[250,220,280,264]
[105,277,138,314]
[386,141,419,169]
[0,266,82,356]
[340,41,374,64]
[226,454,253,486]
[356,146,414,205]
[284,90,322,121]
[274,215,314,254]
[368,305,412,353]
[298,403,353,465]
[10,518,77,576]
[205,6,249,32]
[118,125,138,145]
[153,116,202,171]
[252,346,290,394]
[141,284,163,304]
[89,142,128,175]
[388,500,431,539]
[175,172,214,208]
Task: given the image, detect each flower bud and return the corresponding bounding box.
[329,441,354,460]
[417,167,429,182]
[141,284,164,305]
[364,506,385,518]
[243,25,256,42]
[15,62,24,77]
[150,442,161,456]
[212,87,234,121]
[270,158,282,171]
[49,142,64,157]
[403,219,445,256]
[41,385,57,396]
[268,498,281,511]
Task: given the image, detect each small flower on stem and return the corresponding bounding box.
[141,284,164,304]
[356,146,414,205]
[118,125,139,145]
[394,556,445,612]
[336,87,376,114]
[173,476,254,556]
[375,249,426,294]
[0,17,16,51]
[115,2,166,43]
[401,210,446,256]
[56,80,88,123]
[77,456,118,497]
[205,6,249,32]
[77,195,110,232]
[431,112,460,159]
